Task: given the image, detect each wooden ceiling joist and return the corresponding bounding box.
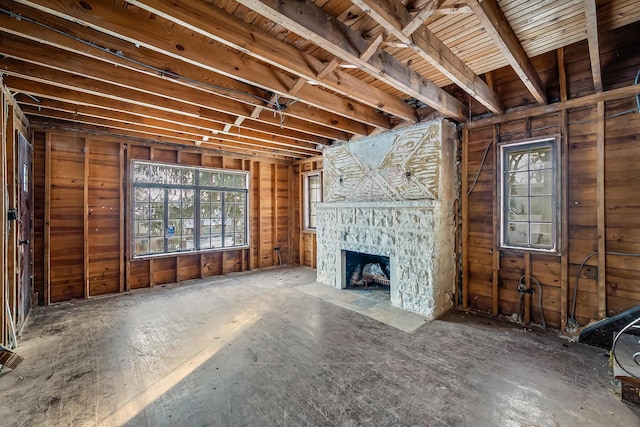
[4,76,330,147]
[234,0,468,120]
[0,53,351,141]
[11,0,390,135]
[466,0,547,104]
[350,0,503,114]
[30,118,295,160]
[583,0,603,93]
[125,0,418,123]
[20,103,319,158]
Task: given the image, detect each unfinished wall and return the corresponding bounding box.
[316,119,458,318]
[32,130,295,304]
[462,22,640,330]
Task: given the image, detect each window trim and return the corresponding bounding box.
[498,135,561,254]
[302,171,322,231]
[130,160,250,259]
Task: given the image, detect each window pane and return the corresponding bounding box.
[507,222,529,245]
[201,204,211,218]
[166,167,181,184]
[135,187,149,202]
[509,197,528,221]
[135,204,149,220]
[211,172,222,187]
[200,236,212,249]
[530,170,552,195]
[531,223,552,247]
[167,236,181,251]
[200,171,211,186]
[530,147,552,170]
[149,237,164,253]
[150,202,164,220]
[508,172,528,196]
[150,220,164,237]
[508,151,528,171]
[134,164,150,183]
[149,165,165,183]
[168,188,181,201]
[135,220,149,237]
[530,196,552,222]
[150,188,164,202]
[135,238,149,255]
[168,203,181,219]
[224,173,235,188]
[181,168,195,185]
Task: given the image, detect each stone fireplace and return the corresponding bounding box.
[315,119,457,319]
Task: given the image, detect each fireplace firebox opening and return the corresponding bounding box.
[344,250,391,290]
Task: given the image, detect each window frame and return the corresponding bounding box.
[498,135,561,254]
[303,171,322,231]
[131,161,250,259]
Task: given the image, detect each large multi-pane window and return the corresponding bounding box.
[133,162,248,257]
[303,172,322,230]
[499,136,560,253]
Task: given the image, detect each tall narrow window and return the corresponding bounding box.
[304,172,322,230]
[132,162,248,258]
[499,136,560,253]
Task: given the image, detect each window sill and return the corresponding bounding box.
[301,229,317,234]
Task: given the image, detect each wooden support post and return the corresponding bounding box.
[272,163,278,266]
[149,258,154,287]
[524,251,531,324]
[124,143,131,292]
[83,139,90,299]
[596,100,606,319]
[256,161,262,268]
[222,251,228,275]
[560,109,569,330]
[1,90,6,343]
[557,47,568,102]
[288,164,294,265]
[119,144,125,293]
[176,256,182,282]
[492,125,499,316]
[44,133,51,305]
[461,128,469,308]
[248,161,255,270]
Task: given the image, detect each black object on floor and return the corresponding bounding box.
[579,305,640,349]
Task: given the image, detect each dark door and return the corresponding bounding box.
[16,132,33,328]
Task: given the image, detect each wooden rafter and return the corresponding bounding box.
[351,0,502,114]
[466,0,547,104]
[584,0,603,92]
[11,0,387,135]
[0,57,350,141]
[126,0,417,123]
[235,0,467,120]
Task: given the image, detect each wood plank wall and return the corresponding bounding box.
[31,132,295,303]
[462,22,640,329]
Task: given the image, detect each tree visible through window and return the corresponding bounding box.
[500,137,560,252]
[133,162,248,257]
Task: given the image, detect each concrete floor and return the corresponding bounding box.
[0,266,638,426]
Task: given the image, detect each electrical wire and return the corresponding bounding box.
[466,139,493,195]
[0,8,291,114]
[569,251,640,327]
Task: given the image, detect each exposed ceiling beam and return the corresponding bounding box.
[29,117,296,160]
[351,0,502,114]
[10,0,389,134]
[466,0,547,104]
[584,0,603,93]
[19,100,319,157]
[0,57,350,141]
[235,0,468,121]
[4,77,330,147]
[126,0,417,123]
